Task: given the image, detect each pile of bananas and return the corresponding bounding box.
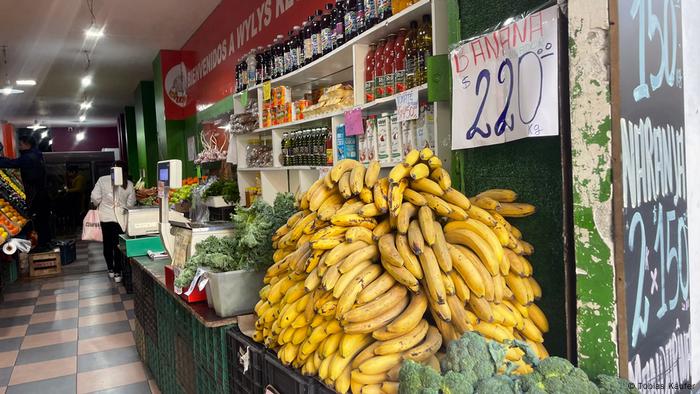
[253,148,550,393]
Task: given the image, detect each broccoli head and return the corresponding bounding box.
[400,360,443,394]
[594,374,639,394]
[441,332,508,380]
[474,375,519,394]
[520,357,599,394]
[442,371,476,394]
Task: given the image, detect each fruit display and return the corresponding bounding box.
[0,169,28,214]
[253,148,550,393]
[168,177,205,205]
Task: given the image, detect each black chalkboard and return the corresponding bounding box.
[616,0,691,390]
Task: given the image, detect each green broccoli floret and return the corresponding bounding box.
[520,357,599,394]
[442,371,476,394]
[474,375,519,394]
[441,332,507,380]
[400,360,443,394]
[594,375,639,394]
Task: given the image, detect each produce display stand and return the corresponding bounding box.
[231,0,450,205]
[0,169,31,286]
[130,255,241,394]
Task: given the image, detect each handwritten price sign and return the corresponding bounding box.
[395,88,419,122]
[450,5,560,150]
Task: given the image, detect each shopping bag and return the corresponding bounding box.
[81,210,103,242]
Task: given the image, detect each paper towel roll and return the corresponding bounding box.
[3,241,16,255]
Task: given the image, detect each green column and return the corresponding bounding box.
[134,81,159,186]
[123,106,139,182]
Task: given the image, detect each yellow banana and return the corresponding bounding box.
[331,214,377,229]
[407,220,425,255]
[529,277,542,299]
[475,321,511,342]
[350,370,387,385]
[417,206,435,245]
[432,221,452,272]
[342,294,408,334]
[339,245,378,273]
[520,239,535,255]
[336,200,365,217]
[410,178,444,196]
[445,203,468,221]
[477,188,518,203]
[466,204,498,227]
[372,182,389,213]
[343,284,407,323]
[340,333,370,358]
[335,364,352,394]
[325,241,370,267]
[329,336,373,380]
[492,274,505,303]
[425,284,452,322]
[442,187,471,210]
[359,186,374,203]
[395,234,423,279]
[505,273,529,305]
[441,271,456,296]
[380,260,420,292]
[310,186,336,212]
[334,260,374,297]
[388,163,412,184]
[311,236,345,251]
[410,163,430,180]
[358,353,403,375]
[453,245,495,301]
[527,303,548,333]
[445,219,504,266]
[331,159,360,182]
[381,381,399,394]
[403,149,420,166]
[520,318,544,342]
[386,292,428,334]
[402,188,427,206]
[419,147,433,160]
[397,202,418,234]
[444,229,500,276]
[336,264,383,318]
[311,225,348,242]
[496,202,537,217]
[359,203,383,218]
[351,341,381,369]
[339,172,353,199]
[378,233,403,267]
[418,247,446,305]
[468,295,494,322]
[350,164,366,195]
[403,326,442,362]
[446,294,471,334]
[371,218,391,241]
[364,160,381,188]
[357,272,396,304]
[510,225,523,239]
[427,155,442,170]
[375,319,429,355]
[470,195,501,210]
[421,193,453,216]
[449,270,471,303]
[321,264,341,291]
[324,169,334,188]
[318,193,345,220]
[429,167,451,190]
[345,226,374,244]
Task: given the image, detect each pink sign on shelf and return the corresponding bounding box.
[344,107,365,136]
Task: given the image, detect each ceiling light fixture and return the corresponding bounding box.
[40,131,48,139]
[16,80,36,86]
[80,100,92,110]
[79,114,86,122]
[48,139,53,145]
[28,120,46,130]
[1,46,23,96]
[76,131,86,142]
[81,75,92,87]
[85,26,105,39]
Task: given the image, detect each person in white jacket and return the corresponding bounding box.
[90,161,136,282]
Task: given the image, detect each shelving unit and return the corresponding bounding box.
[231,0,450,204]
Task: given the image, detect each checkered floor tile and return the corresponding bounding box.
[0,241,159,394]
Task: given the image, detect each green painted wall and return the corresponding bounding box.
[123,106,139,181]
[454,0,568,359]
[134,81,159,186]
[196,97,233,124]
[153,54,168,161]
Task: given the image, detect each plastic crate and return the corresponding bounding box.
[174,301,193,342]
[134,319,146,362]
[175,333,196,394]
[314,379,336,394]
[1,258,17,284]
[227,327,265,394]
[146,335,159,379]
[192,321,234,389]
[121,252,132,294]
[56,240,76,265]
[196,365,229,394]
[263,352,316,394]
[131,258,143,291]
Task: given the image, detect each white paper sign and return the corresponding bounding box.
[395,88,419,122]
[450,5,560,150]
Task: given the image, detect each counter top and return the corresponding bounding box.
[129,255,240,328]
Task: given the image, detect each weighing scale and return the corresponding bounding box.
[157,160,234,267]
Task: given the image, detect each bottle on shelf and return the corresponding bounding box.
[311,10,323,61]
[275,34,286,78]
[356,0,366,34]
[264,44,273,81]
[416,14,432,86]
[344,0,357,40]
[374,38,386,99]
[332,0,345,49]
[303,17,314,66]
[404,20,418,89]
[255,46,265,85]
[239,56,249,91]
[281,132,288,166]
[291,26,302,71]
[326,127,334,165]
[378,0,392,22]
[364,0,377,30]
[283,33,292,74]
[247,50,257,87]
[394,28,407,93]
[321,4,334,56]
[364,42,377,103]
[383,33,397,97]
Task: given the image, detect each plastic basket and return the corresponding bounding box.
[196,365,229,394]
[146,335,159,379]
[175,333,196,394]
[192,321,234,390]
[263,352,316,394]
[227,327,265,394]
[134,320,146,362]
[121,253,133,294]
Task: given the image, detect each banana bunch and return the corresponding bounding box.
[254,148,550,393]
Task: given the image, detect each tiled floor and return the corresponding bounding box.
[0,242,160,394]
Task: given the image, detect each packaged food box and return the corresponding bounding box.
[376,113,391,164]
[389,114,402,163]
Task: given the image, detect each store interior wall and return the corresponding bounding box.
[681,0,700,384]
[49,126,119,152]
[454,0,570,362]
[123,106,140,182]
[134,81,159,186]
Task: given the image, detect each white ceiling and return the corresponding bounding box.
[0,0,220,128]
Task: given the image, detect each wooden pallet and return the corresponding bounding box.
[29,251,61,278]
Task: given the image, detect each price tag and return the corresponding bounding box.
[395,88,419,122]
[263,81,271,101]
[344,107,364,136]
[241,90,248,107]
[318,167,330,180]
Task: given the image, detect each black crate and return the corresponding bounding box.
[315,379,336,394]
[121,253,132,294]
[176,333,196,394]
[263,352,316,394]
[131,258,143,292]
[208,206,235,222]
[56,240,76,265]
[227,327,265,394]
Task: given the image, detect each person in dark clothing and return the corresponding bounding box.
[0,135,51,250]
